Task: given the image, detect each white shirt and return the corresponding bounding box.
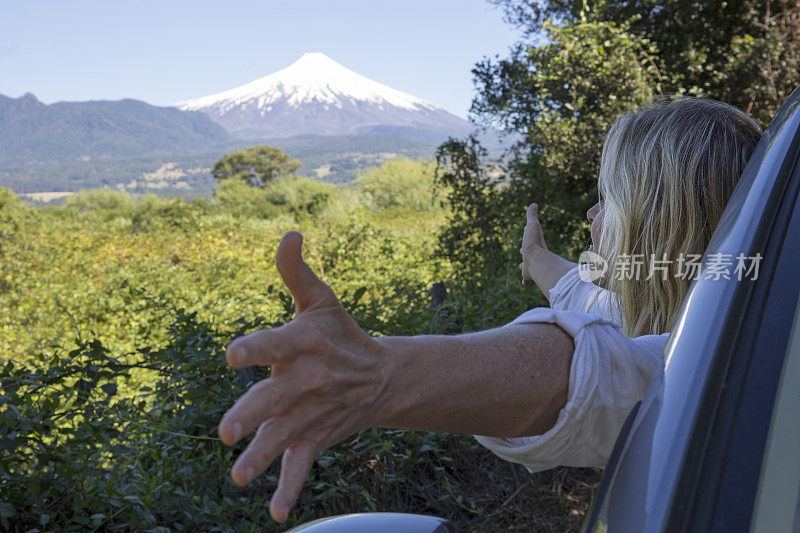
[550,264,624,326]
[474,267,669,471]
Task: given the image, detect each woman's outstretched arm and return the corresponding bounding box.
[218,231,575,522]
[376,321,573,438]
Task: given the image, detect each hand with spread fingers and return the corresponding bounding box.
[218,231,392,522]
[218,231,576,523]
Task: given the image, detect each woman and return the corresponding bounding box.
[474,97,761,470]
[217,97,762,522]
[520,97,762,336]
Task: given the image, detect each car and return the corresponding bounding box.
[288,87,800,533]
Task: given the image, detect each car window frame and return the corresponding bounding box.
[668,153,800,532]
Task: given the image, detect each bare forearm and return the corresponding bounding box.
[374,323,574,438]
[219,231,582,522]
[527,249,577,302]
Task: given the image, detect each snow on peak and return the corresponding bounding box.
[177,53,438,113]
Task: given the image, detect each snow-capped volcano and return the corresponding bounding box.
[176,53,470,139]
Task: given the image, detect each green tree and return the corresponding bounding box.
[212,145,301,188]
[436,0,799,277]
[489,0,800,126]
[438,19,658,279]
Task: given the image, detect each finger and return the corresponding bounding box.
[230,416,297,487]
[276,232,338,313]
[219,377,298,446]
[226,322,315,369]
[270,443,318,523]
[526,203,539,221]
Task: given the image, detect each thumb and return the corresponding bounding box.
[275,231,338,314]
[526,203,539,222]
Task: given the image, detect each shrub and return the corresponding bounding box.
[130,195,196,233]
[0,188,24,213]
[212,177,338,221]
[63,189,137,216]
[263,176,338,219]
[212,179,282,219]
[357,158,441,212]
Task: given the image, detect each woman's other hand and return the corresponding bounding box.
[518,203,577,301]
[520,203,549,285]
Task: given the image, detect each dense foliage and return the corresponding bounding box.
[490,0,800,125]
[0,154,594,530]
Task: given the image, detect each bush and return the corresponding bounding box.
[211,177,339,221]
[357,158,441,212]
[263,176,338,219]
[0,188,24,213]
[63,189,137,216]
[211,179,281,219]
[0,290,597,531]
[130,195,196,232]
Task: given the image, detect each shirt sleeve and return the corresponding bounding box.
[473,307,668,472]
[550,266,624,326]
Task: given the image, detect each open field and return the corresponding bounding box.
[20,191,76,203]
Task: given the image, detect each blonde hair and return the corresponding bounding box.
[597,97,762,337]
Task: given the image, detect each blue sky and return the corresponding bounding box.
[0,1,520,118]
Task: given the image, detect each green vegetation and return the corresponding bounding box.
[438,0,798,295]
[1,159,593,531]
[489,0,799,126]
[1,134,442,196]
[357,158,441,212]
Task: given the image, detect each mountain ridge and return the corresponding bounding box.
[0,93,229,164]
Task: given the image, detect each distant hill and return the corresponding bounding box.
[1,131,440,196]
[0,93,230,164]
[177,53,473,141]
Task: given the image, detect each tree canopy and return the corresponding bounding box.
[212,145,301,188]
[488,0,799,126]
